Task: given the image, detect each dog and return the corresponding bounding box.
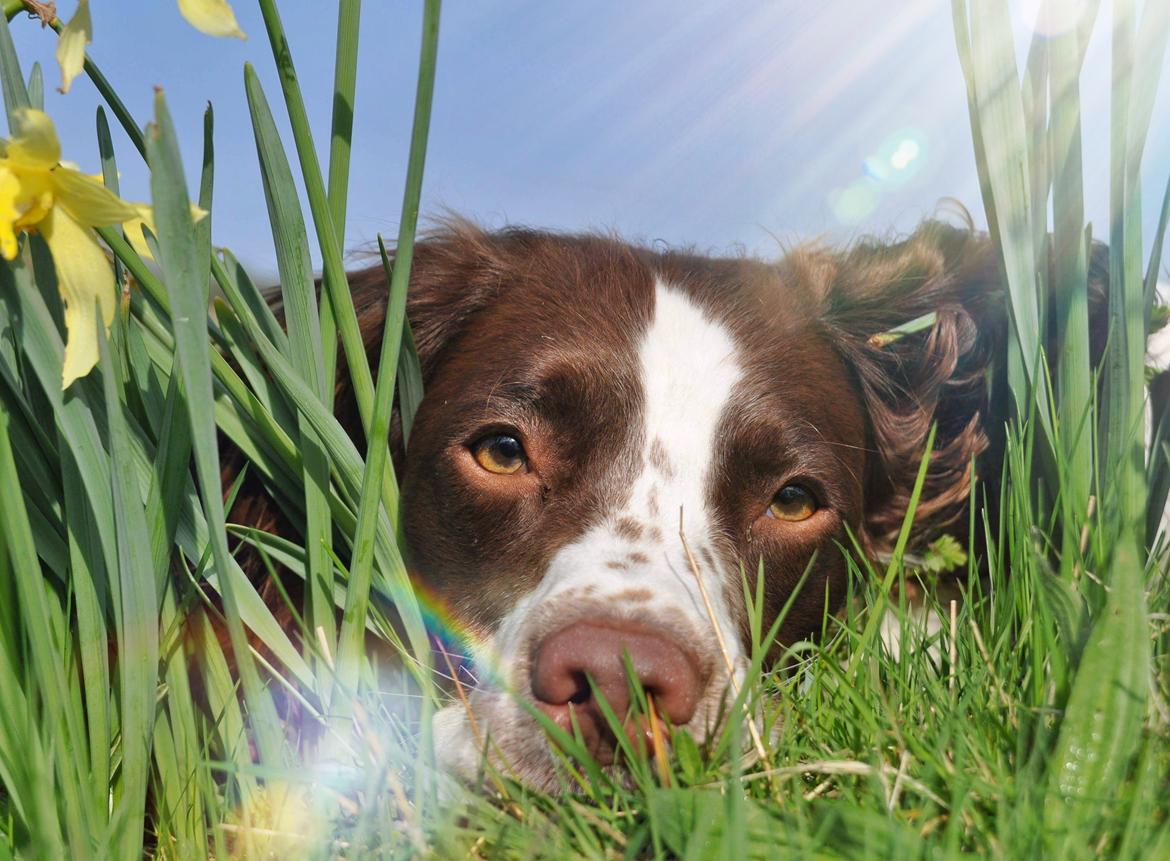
[233,216,1112,791]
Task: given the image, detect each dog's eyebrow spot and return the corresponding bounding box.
[605,560,630,571]
[648,438,675,479]
[614,517,644,541]
[627,551,650,565]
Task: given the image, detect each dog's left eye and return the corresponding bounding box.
[471,433,528,475]
[767,484,817,522]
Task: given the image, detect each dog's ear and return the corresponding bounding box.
[336,220,515,455]
[346,220,512,383]
[810,220,1108,555]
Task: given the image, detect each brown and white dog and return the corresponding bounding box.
[242,217,1110,790]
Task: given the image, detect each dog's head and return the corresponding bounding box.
[344,219,1101,788]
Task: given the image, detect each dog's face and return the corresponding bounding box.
[349,220,1033,788]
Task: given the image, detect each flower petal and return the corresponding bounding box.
[40,206,116,388]
[52,166,142,226]
[0,168,21,260]
[177,0,246,39]
[123,204,154,259]
[122,202,206,260]
[55,0,92,95]
[4,108,62,169]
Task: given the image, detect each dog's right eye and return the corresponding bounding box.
[471,433,528,475]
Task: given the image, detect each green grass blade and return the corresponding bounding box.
[215,248,288,352]
[335,0,441,704]
[1101,0,1147,537]
[0,362,92,852]
[214,299,297,431]
[59,453,112,831]
[396,318,424,446]
[0,406,68,858]
[951,0,1002,251]
[256,0,376,434]
[322,0,362,391]
[0,11,29,124]
[97,324,159,860]
[144,90,284,766]
[1044,530,1150,843]
[958,0,1050,432]
[848,424,936,673]
[191,264,430,675]
[1049,10,1093,573]
[25,59,40,109]
[244,62,336,678]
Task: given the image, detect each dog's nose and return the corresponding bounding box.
[530,620,704,764]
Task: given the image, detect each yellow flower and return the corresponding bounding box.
[55,0,92,94]
[0,108,146,388]
[177,0,247,39]
[53,0,242,95]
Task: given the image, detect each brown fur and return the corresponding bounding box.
[225,217,1108,678]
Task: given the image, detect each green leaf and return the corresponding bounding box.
[255,0,376,434]
[921,534,968,575]
[145,90,284,766]
[397,317,424,446]
[334,0,441,719]
[0,406,68,858]
[321,0,362,390]
[244,63,336,681]
[1045,531,1150,842]
[26,60,41,110]
[0,11,30,124]
[955,0,1050,431]
[97,322,159,861]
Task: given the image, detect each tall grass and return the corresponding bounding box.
[0,1,1167,858]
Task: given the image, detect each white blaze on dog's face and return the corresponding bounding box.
[387,222,1052,788]
[441,282,750,784]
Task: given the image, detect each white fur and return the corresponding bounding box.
[486,279,746,669]
[1147,299,1170,541]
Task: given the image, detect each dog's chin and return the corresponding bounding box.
[432,697,566,793]
[432,700,653,794]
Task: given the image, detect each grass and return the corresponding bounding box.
[0,0,1168,858]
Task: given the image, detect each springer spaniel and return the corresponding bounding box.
[238,218,1112,790]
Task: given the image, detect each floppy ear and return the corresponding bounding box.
[813,220,1107,555]
[334,219,515,452]
[347,219,516,382]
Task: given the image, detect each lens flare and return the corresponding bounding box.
[889,138,920,171]
[830,179,881,224]
[830,130,926,225]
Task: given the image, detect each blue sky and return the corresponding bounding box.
[7,1,1170,278]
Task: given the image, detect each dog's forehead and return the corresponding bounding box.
[424,235,856,470]
[453,241,822,378]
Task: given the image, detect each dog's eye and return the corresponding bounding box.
[471,434,528,475]
[768,484,817,522]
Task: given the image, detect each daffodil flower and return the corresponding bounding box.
[52,0,243,95]
[0,107,148,388]
[55,0,92,94]
[177,0,246,39]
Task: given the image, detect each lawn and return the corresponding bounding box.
[0,0,1168,858]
